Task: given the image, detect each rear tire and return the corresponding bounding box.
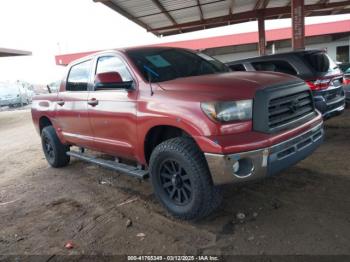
[149,137,222,220]
[41,126,70,168]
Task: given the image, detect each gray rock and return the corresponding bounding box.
[236,212,246,220]
[126,219,132,228]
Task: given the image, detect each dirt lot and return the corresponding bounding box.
[0,108,349,256]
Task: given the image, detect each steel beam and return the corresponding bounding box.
[228,0,235,23]
[197,0,204,23]
[291,0,305,50]
[254,0,264,9]
[258,15,266,56]
[255,0,269,10]
[262,0,270,9]
[151,0,181,32]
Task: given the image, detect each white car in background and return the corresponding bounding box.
[0,82,32,107]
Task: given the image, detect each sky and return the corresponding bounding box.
[0,0,350,84]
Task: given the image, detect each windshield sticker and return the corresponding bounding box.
[197,53,215,61]
[145,55,171,68]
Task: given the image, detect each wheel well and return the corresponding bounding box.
[39,116,52,133]
[144,125,190,164]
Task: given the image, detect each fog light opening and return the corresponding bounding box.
[232,161,240,173]
[232,158,254,178]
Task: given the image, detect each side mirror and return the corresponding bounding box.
[94,72,133,90]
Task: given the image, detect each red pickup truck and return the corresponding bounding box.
[32,47,324,220]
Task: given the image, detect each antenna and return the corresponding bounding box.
[147,71,153,96]
[143,65,159,96]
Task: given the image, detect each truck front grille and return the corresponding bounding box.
[268,90,314,128]
[253,80,317,134]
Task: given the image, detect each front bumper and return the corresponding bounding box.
[313,86,346,119]
[205,123,324,185]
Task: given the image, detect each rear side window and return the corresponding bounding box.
[252,60,297,75]
[302,52,337,73]
[66,60,91,91]
[229,64,246,71]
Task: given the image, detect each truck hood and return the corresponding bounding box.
[158,71,302,99]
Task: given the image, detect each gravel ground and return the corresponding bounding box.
[0,108,349,257]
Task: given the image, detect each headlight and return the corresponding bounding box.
[201,100,252,122]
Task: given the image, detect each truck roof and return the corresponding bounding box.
[67,46,195,66]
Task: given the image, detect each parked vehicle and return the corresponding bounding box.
[339,63,350,104]
[0,82,32,107]
[32,47,324,220]
[226,50,346,119]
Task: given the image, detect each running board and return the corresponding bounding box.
[67,151,148,179]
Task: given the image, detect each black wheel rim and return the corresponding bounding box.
[43,136,54,162]
[159,159,192,205]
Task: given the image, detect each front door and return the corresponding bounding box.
[88,55,138,160]
[55,59,94,148]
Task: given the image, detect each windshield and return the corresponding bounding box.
[127,48,230,83]
[302,51,341,76]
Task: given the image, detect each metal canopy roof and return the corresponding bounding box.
[55,19,350,65]
[0,48,32,57]
[94,0,350,36]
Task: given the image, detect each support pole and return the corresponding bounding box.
[272,42,276,54]
[291,0,305,50]
[258,15,266,56]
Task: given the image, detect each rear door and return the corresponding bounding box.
[87,54,138,160]
[55,59,94,148]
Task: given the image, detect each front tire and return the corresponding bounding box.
[149,137,222,220]
[41,126,70,168]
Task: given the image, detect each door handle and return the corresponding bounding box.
[57,100,65,106]
[88,98,99,106]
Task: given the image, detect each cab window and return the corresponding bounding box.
[66,60,91,91]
